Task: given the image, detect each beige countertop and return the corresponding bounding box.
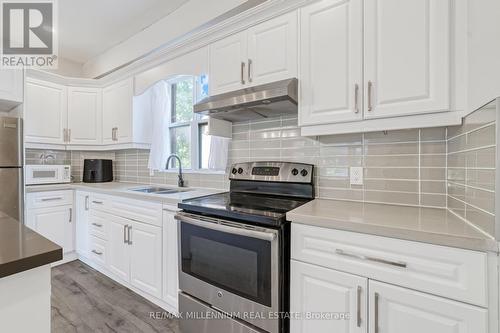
[25,182,224,206]
[287,199,498,252]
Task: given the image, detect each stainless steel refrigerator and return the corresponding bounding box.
[0,117,23,222]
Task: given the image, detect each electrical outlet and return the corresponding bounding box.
[350,167,363,185]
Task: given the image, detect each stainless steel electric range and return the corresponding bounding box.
[176,161,315,333]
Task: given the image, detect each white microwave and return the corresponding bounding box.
[25,165,72,185]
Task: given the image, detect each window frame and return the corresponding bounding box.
[167,75,208,171]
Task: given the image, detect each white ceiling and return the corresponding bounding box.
[58,0,189,64]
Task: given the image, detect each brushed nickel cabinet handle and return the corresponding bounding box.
[241,62,246,84]
[335,249,407,268]
[368,81,373,112]
[374,292,380,333]
[63,128,67,142]
[357,286,362,327]
[68,129,71,142]
[41,197,63,202]
[85,195,89,210]
[92,249,103,256]
[123,225,127,244]
[69,208,72,222]
[354,83,359,113]
[92,200,103,205]
[92,222,102,227]
[115,127,118,141]
[128,225,133,245]
[248,59,252,82]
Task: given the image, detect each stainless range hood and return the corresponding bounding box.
[194,78,298,122]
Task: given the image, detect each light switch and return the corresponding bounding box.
[350,167,363,185]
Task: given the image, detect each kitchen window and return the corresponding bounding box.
[167,76,209,170]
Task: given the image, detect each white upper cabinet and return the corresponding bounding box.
[209,31,248,95]
[299,0,363,126]
[364,0,451,118]
[0,69,23,112]
[25,78,67,144]
[209,11,297,95]
[67,87,102,145]
[247,11,297,86]
[102,78,133,144]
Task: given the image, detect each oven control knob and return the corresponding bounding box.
[238,168,244,174]
[217,291,223,298]
[231,168,238,174]
[291,168,299,176]
[300,169,309,177]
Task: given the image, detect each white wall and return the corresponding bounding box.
[467,0,500,112]
[82,0,250,79]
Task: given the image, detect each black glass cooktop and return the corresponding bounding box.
[178,192,312,227]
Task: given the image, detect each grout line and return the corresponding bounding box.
[447,208,495,239]
[447,194,495,217]
[446,121,496,141]
[447,144,496,155]
[447,180,495,193]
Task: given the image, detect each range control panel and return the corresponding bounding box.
[229,161,314,184]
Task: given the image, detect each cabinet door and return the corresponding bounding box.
[67,87,102,145]
[25,79,67,144]
[27,205,73,254]
[75,191,90,257]
[209,31,247,95]
[299,0,363,126]
[364,0,451,118]
[102,78,133,144]
[130,221,162,298]
[107,215,130,282]
[369,281,487,333]
[246,11,297,86]
[290,260,367,333]
[162,208,179,311]
[0,69,23,111]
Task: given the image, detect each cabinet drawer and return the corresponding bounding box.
[89,235,106,267]
[291,224,488,307]
[109,197,162,227]
[89,193,111,211]
[89,210,108,240]
[27,190,73,208]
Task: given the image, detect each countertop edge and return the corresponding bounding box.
[0,247,63,279]
[287,211,499,253]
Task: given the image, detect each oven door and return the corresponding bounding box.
[176,212,280,333]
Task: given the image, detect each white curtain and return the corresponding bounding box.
[208,136,230,170]
[145,80,171,171]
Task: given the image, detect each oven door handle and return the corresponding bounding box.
[176,214,277,242]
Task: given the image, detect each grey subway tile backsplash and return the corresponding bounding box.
[446,100,497,235]
[228,116,447,208]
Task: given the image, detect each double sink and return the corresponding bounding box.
[129,186,191,195]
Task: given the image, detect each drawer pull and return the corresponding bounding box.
[91,250,103,256]
[374,292,380,333]
[163,208,179,213]
[335,249,407,268]
[356,286,362,327]
[41,197,62,202]
[92,200,103,205]
[92,223,103,227]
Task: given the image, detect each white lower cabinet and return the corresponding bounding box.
[26,190,74,258]
[107,215,130,282]
[369,281,488,333]
[162,206,180,312]
[291,260,367,333]
[75,191,90,258]
[129,220,162,298]
[290,224,489,333]
[27,205,74,254]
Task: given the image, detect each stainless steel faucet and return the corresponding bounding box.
[166,154,185,187]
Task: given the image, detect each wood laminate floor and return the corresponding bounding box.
[51,260,180,333]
